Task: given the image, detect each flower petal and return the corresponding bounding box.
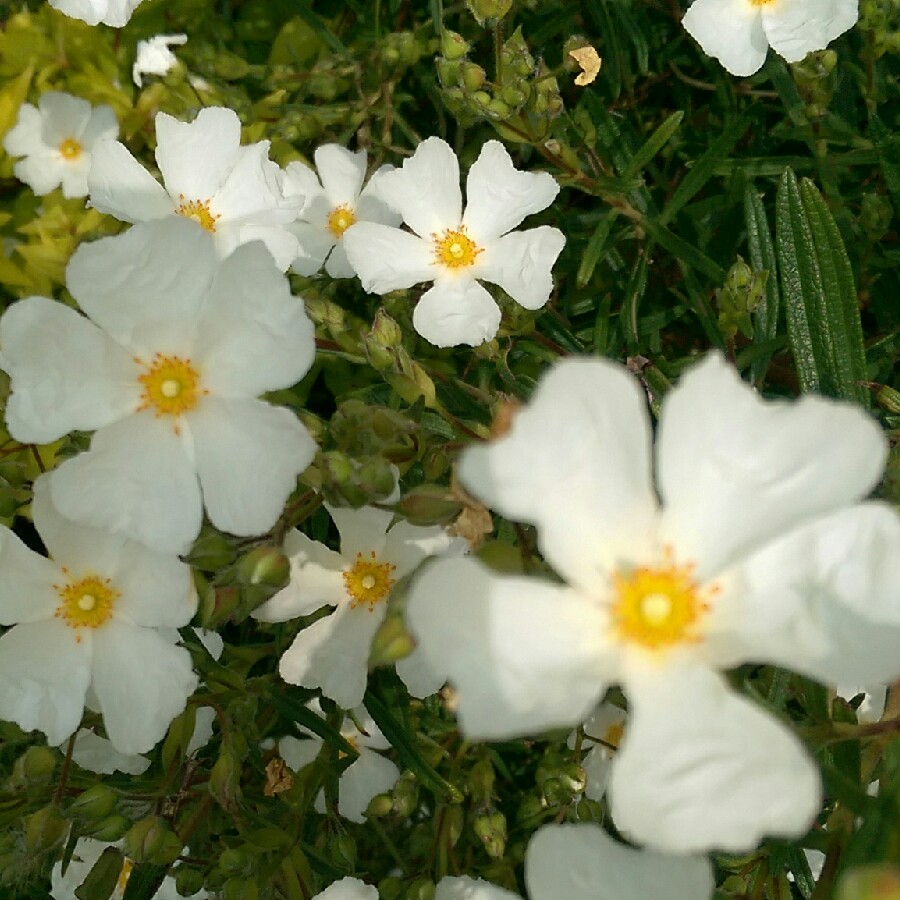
[278,602,386,709]
[406,558,611,739]
[763,0,858,63]
[191,396,316,539]
[3,103,43,156]
[0,620,91,746]
[342,223,434,294]
[193,241,315,397]
[80,105,119,148]
[475,226,565,310]
[0,296,140,444]
[290,221,336,276]
[526,823,714,900]
[315,144,367,207]
[211,142,292,224]
[463,141,560,241]
[0,525,58,625]
[383,520,465,579]
[396,645,446,699]
[458,357,657,593]
[377,137,462,237]
[49,414,202,556]
[338,749,400,823]
[435,877,518,900]
[87,138,174,223]
[217,222,301,272]
[38,92,91,146]
[682,0,769,76]
[279,734,323,771]
[329,504,393,559]
[314,877,379,900]
[412,280,501,348]
[610,662,821,853]
[13,153,65,196]
[656,352,887,580]
[70,728,151,775]
[92,623,198,754]
[155,107,242,203]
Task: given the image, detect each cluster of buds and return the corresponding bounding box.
[715,256,767,342]
[790,49,838,119]
[859,0,900,57]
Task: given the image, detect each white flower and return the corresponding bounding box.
[48,0,146,27]
[310,879,378,900]
[281,145,401,278]
[133,34,187,88]
[3,92,117,199]
[436,823,713,900]
[51,838,207,900]
[68,728,152,775]
[682,0,859,77]
[0,217,317,555]
[408,353,900,854]
[0,475,198,753]
[254,502,464,708]
[278,701,400,823]
[342,137,565,348]
[88,106,301,270]
[836,683,888,723]
[567,702,627,802]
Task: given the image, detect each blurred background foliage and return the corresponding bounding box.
[0,0,899,898]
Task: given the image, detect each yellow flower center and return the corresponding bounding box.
[610,549,716,650]
[432,226,483,270]
[176,194,220,233]
[54,571,119,637]
[136,353,206,428]
[327,204,357,238]
[58,137,83,161]
[602,721,624,749]
[342,551,396,610]
[749,0,776,4]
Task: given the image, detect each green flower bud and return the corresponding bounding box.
[440,29,470,61]
[407,878,436,900]
[461,62,486,93]
[187,528,235,570]
[124,817,181,865]
[67,784,118,822]
[436,58,463,89]
[369,614,416,668]
[11,745,56,786]
[364,792,394,818]
[24,806,67,854]
[219,847,251,876]
[330,834,357,870]
[379,876,405,900]
[466,0,513,23]
[392,771,419,818]
[83,813,130,842]
[210,752,243,814]
[236,546,290,590]
[442,804,465,847]
[473,809,507,859]
[199,584,241,630]
[486,98,512,119]
[223,876,259,900]
[396,485,462,525]
[876,384,900,416]
[174,866,207,897]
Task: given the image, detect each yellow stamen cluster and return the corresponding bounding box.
[432,226,483,270]
[58,138,83,161]
[343,551,396,610]
[54,571,119,638]
[327,205,357,239]
[136,353,206,428]
[176,194,221,232]
[610,548,715,650]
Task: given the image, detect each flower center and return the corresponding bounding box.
[58,137,83,161]
[432,226,483,270]
[136,353,206,427]
[748,0,776,4]
[610,549,716,650]
[54,571,119,637]
[176,194,220,232]
[327,204,357,238]
[342,551,396,610]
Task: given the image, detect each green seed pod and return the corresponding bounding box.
[466,0,513,24]
[24,806,67,854]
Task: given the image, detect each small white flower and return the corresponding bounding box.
[342,137,565,348]
[133,34,187,88]
[281,145,401,278]
[408,353,900,853]
[254,502,464,709]
[278,701,400,824]
[0,217,317,555]
[88,106,302,270]
[3,92,117,199]
[0,475,198,753]
[682,0,859,77]
[436,823,713,900]
[48,0,146,27]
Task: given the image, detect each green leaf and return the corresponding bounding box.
[744,186,781,383]
[621,111,683,181]
[576,209,619,288]
[74,846,123,900]
[121,863,170,900]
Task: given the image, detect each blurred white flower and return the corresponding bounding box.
[0,475,197,753]
[281,145,401,278]
[69,728,152,775]
[682,0,858,76]
[48,0,146,27]
[133,34,187,88]
[408,352,900,853]
[435,823,713,900]
[3,92,117,198]
[837,683,888,723]
[0,217,317,555]
[254,502,464,708]
[343,137,565,348]
[88,106,301,269]
[278,701,400,824]
[567,701,627,802]
[310,878,378,900]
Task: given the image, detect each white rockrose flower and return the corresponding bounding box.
[342,137,565,348]
[310,879,378,900]
[133,33,187,88]
[682,0,859,77]
[278,701,400,824]
[51,837,207,900]
[435,823,713,900]
[3,92,117,199]
[0,217,317,555]
[254,502,464,708]
[48,0,145,27]
[88,106,301,270]
[408,353,900,854]
[0,475,198,754]
[281,145,401,278]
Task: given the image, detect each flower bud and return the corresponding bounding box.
[379,876,405,900]
[440,29,470,61]
[210,752,243,814]
[369,614,416,668]
[236,546,290,590]
[436,58,463,90]
[10,746,56,786]
[199,584,241,630]
[175,866,207,897]
[837,865,900,900]
[83,813,130,842]
[396,485,461,525]
[473,809,507,859]
[124,817,181,865]
[461,62,486,93]
[466,0,513,23]
[407,878,436,900]
[330,834,357,870]
[365,792,394,818]
[24,806,67,854]
[219,847,251,876]
[392,772,419,818]
[187,528,235,570]
[223,877,259,900]
[67,784,118,822]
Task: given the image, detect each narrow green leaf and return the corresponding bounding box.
[642,217,725,282]
[288,2,346,54]
[75,846,123,900]
[621,111,683,181]
[576,209,619,288]
[621,244,651,351]
[269,688,359,758]
[869,113,900,216]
